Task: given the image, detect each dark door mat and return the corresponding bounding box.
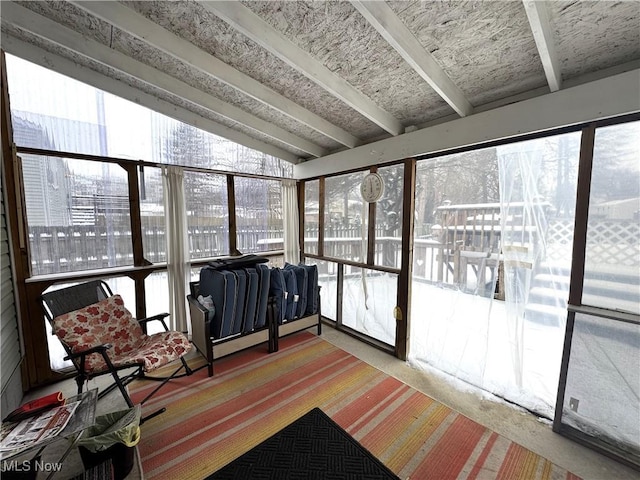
[207,407,400,479]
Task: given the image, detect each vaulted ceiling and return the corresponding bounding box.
[2,1,639,165]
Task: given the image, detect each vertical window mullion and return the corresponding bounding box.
[396,158,415,360]
[318,177,325,258]
[123,162,144,266]
[366,167,377,265]
[568,125,596,306]
[227,174,237,255]
[298,181,305,261]
[123,162,147,321]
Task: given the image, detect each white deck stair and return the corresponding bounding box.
[524,263,639,325]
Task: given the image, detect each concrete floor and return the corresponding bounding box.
[14,327,638,480]
[319,327,638,480]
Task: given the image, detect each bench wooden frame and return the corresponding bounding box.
[188,290,321,377]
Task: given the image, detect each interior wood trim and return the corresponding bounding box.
[123,163,145,267]
[15,145,290,182]
[297,181,304,261]
[396,158,416,360]
[318,177,325,258]
[568,125,595,306]
[303,253,401,275]
[227,174,238,255]
[336,263,344,328]
[366,166,377,265]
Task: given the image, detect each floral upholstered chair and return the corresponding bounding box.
[42,280,197,422]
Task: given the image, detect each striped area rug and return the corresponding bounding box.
[130,332,581,480]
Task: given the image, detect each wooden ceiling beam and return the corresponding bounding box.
[198,0,404,136]
[70,0,359,149]
[523,0,562,92]
[2,2,327,158]
[351,0,473,118]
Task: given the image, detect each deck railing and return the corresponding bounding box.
[27,215,638,278]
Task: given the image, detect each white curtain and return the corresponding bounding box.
[282,179,300,264]
[162,166,190,333]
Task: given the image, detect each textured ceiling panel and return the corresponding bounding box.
[551,0,640,81]
[388,0,547,107]
[110,30,342,151]
[3,0,639,165]
[15,0,112,45]
[242,0,455,125]
[124,0,385,139]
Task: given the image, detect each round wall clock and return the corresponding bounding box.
[360,172,385,203]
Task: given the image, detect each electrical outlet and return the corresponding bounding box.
[569,397,579,412]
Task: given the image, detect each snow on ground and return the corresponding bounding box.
[332,274,638,452]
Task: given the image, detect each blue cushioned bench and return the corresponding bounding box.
[187,258,321,377]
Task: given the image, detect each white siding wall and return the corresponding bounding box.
[1,147,24,415]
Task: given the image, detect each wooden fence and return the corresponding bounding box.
[27,225,283,276]
[27,218,638,277]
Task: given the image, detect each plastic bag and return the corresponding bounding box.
[77,405,141,453]
[197,294,216,315]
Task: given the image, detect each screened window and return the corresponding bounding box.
[342,267,397,346]
[145,272,171,335]
[324,172,367,263]
[7,53,296,273]
[375,165,404,269]
[310,259,338,323]
[304,180,319,255]
[6,54,293,177]
[235,178,283,253]
[585,121,640,315]
[140,166,165,263]
[22,155,133,276]
[184,171,230,259]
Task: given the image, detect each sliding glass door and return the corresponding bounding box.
[410,131,581,417]
[554,120,640,468]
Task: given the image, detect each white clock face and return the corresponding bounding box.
[360,172,385,203]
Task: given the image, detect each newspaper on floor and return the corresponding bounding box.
[0,400,81,453]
